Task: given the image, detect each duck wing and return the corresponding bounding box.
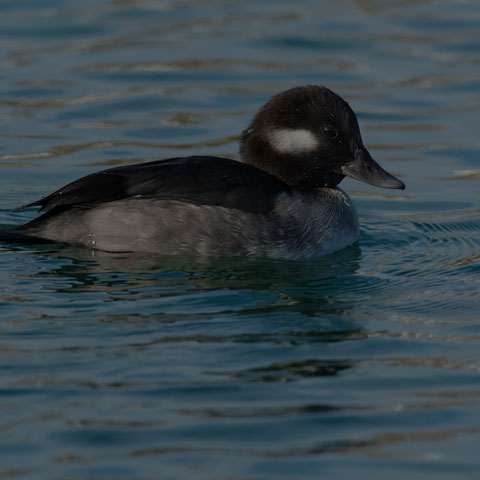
[22,156,288,215]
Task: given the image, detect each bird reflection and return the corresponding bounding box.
[21,242,361,295]
[6,242,364,380]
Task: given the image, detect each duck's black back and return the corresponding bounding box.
[25,156,290,216]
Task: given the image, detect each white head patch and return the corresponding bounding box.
[266,128,318,155]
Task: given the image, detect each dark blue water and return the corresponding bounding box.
[1,1,480,478]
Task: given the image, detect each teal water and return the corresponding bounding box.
[1,1,480,479]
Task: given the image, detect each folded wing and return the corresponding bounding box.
[23,156,288,215]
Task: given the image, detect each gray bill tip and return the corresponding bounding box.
[381,175,405,190]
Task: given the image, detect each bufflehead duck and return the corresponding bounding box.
[2,85,404,258]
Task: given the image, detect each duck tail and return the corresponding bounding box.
[0,229,55,245]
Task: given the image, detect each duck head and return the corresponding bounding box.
[240,85,405,190]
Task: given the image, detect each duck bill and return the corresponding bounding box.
[341,148,405,190]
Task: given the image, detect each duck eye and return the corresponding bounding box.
[322,124,338,139]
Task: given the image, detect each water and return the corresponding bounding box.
[1,0,480,478]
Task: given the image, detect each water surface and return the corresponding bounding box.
[1,1,480,479]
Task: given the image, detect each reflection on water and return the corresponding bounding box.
[1,0,480,478]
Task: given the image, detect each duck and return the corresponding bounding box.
[1,85,405,259]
